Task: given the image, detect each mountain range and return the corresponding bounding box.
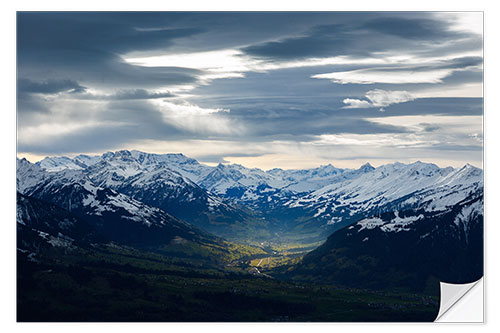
[17,150,483,292]
[17,157,230,262]
[29,150,483,239]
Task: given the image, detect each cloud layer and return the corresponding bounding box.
[16,12,483,168]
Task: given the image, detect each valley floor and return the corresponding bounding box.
[17,243,439,322]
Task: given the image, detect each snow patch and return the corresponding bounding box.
[313,206,327,218]
[357,217,385,231]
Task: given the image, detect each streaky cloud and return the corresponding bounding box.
[18,78,87,94]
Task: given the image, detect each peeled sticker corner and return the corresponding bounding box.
[435,278,484,322]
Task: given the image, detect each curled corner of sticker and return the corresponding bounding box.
[435,278,484,322]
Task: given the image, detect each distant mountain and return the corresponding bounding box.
[283,161,483,234]
[37,152,257,238]
[37,150,356,198]
[34,151,370,239]
[36,156,85,172]
[36,150,212,181]
[17,159,221,248]
[285,187,483,292]
[32,151,483,243]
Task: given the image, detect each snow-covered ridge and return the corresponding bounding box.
[36,150,209,181]
[285,160,482,226]
[33,150,371,200]
[17,159,184,228]
[25,151,483,231]
[19,156,248,236]
[28,153,483,197]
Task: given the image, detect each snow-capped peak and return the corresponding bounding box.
[287,160,482,227]
[359,162,375,172]
[36,156,85,172]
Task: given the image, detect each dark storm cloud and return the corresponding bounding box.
[361,17,462,40]
[19,49,202,90]
[17,12,203,54]
[240,15,476,61]
[17,12,204,89]
[134,12,369,52]
[18,78,87,94]
[242,24,355,60]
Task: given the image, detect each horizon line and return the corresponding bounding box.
[16,149,484,172]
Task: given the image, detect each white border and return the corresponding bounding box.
[3,1,499,332]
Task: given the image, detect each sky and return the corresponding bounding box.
[16,12,483,169]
